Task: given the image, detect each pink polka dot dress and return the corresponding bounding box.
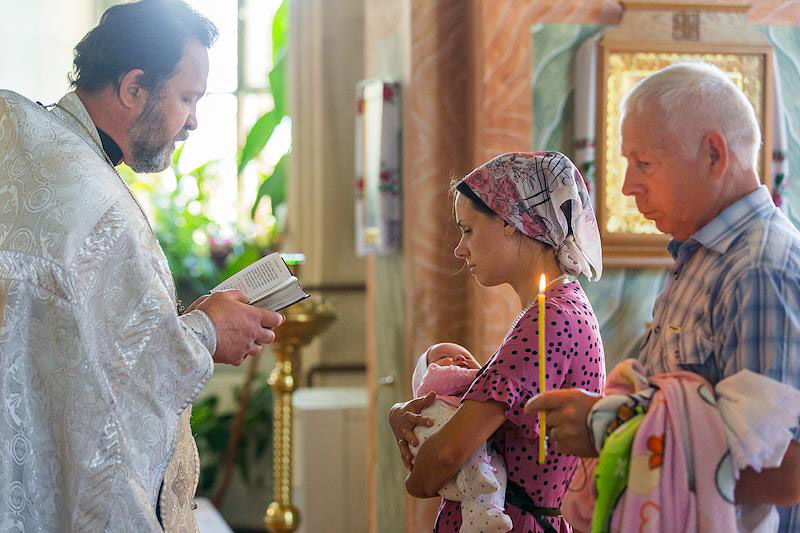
[434,281,606,533]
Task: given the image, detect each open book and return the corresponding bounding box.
[212,252,310,312]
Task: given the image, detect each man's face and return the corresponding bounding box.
[128,40,209,173]
[620,111,709,241]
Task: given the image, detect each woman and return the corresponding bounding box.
[390,152,605,532]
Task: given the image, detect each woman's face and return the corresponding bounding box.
[453,193,515,287]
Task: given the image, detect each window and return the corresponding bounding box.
[182,0,290,231]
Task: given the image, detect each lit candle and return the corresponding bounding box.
[538,273,547,464]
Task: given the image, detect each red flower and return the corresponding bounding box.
[490,196,512,218]
[383,85,395,101]
[647,434,664,470]
[498,177,519,202]
[520,212,546,237]
[466,168,489,191]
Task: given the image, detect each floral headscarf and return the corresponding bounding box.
[462,151,602,281]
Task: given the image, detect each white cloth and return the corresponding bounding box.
[716,370,800,533]
[411,401,512,533]
[0,90,215,532]
[716,369,800,476]
[409,354,512,533]
[412,350,431,395]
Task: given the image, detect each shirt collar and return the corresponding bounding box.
[97,129,123,166]
[667,185,775,258]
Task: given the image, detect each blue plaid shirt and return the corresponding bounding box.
[639,186,800,532]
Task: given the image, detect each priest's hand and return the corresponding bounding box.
[524,389,601,458]
[198,290,285,365]
[185,294,210,313]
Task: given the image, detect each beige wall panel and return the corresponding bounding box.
[287,0,366,392]
[287,0,365,286]
[749,0,800,23]
[363,2,412,532]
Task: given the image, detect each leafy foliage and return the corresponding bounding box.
[240,0,289,222]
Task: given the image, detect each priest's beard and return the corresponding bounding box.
[128,93,189,173]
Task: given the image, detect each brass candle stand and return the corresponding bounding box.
[265,296,336,533]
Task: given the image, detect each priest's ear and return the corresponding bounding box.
[117,69,148,110]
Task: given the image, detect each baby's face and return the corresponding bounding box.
[432,354,471,368]
[428,342,479,369]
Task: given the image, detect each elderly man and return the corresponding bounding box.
[0,1,282,531]
[526,62,800,530]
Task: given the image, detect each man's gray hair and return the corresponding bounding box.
[621,62,761,171]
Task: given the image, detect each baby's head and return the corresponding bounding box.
[427,342,475,368]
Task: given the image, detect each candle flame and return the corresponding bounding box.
[539,273,546,293]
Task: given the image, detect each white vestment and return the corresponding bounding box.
[0,90,216,532]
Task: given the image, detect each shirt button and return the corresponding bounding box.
[672,270,680,280]
[654,326,661,334]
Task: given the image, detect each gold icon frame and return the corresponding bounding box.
[596,42,773,267]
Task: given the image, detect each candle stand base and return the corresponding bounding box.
[265,502,300,533]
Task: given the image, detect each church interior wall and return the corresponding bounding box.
[5,1,800,532]
[366,2,800,532]
[0,0,95,103]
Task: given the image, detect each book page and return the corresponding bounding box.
[212,253,291,302]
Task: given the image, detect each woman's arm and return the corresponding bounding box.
[405,399,507,498]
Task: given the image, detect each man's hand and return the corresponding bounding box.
[388,392,436,470]
[736,441,800,506]
[197,290,285,366]
[524,389,601,457]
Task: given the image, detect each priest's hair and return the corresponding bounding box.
[69,0,218,93]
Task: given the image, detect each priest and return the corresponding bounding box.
[0,1,283,531]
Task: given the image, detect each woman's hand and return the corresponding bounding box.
[388,392,436,469]
[406,399,507,498]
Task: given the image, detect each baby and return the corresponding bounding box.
[410,343,513,533]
